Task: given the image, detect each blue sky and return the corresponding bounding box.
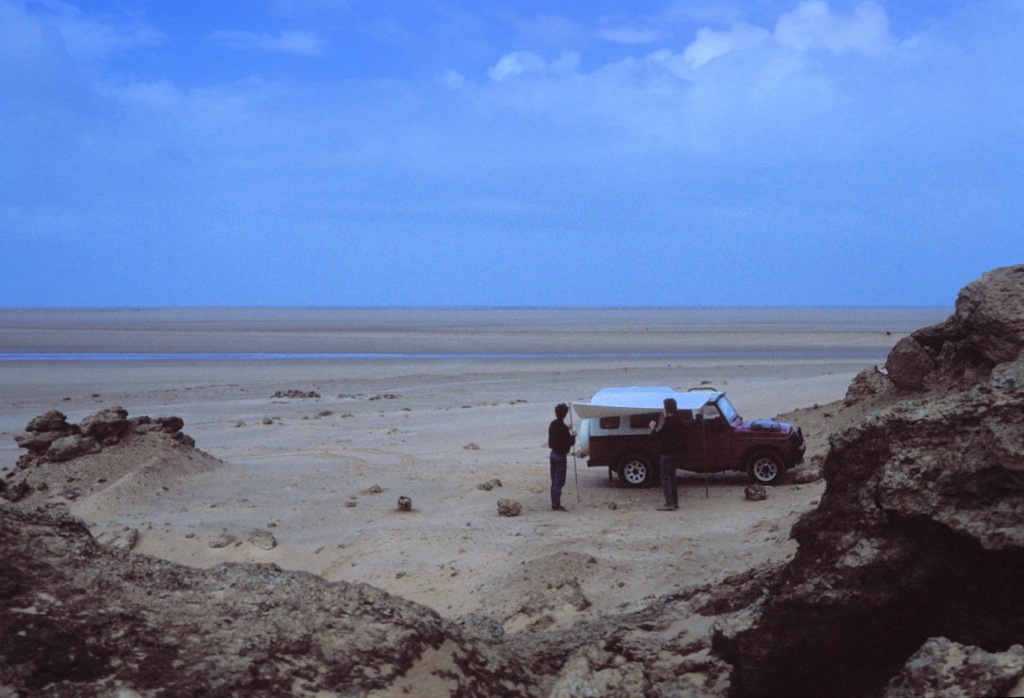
[1,0,1021,307]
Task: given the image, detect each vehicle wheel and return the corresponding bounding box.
[747,450,784,485]
[618,454,655,488]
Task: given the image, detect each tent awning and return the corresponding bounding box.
[572,386,720,420]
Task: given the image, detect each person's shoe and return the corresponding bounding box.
[553,506,568,512]
[657,505,676,511]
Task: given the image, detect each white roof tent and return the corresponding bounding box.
[571,386,722,420]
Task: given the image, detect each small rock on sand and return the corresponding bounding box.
[249,529,277,550]
[498,499,522,517]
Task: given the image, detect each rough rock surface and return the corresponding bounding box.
[889,265,1024,393]
[3,408,215,509]
[882,637,1024,698]
[0,505,537,697]
[498,498,522,517]
[10,407,195,474]
[717,265,1024,698]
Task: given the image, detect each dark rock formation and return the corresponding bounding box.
[717,264,1024,698]
[10,407,191,476]
[887,265,1024,393]
[0,505,538,697]
[4,408,210,505]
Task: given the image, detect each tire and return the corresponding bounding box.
[747,450,784,485]
[618,453,656,488]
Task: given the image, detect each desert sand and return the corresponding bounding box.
[0,307,949,629]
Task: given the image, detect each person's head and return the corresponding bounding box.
[663,397,678,415]
[555,403,569,420]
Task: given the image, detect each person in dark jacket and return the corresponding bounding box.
[650,397,687,511]
[548,403,576,512]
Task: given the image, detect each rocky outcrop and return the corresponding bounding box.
[0,505,538,697]
[717,265,1024,698]
[3,408,206,505]
[11,407,193,472]
[886,265,1024,392]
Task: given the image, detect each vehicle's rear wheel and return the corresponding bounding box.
[747,450,784,485]
[618,453,656,488]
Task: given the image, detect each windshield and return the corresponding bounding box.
[716,396,740,422]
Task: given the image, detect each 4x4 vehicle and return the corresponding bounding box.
[573,386,805,487]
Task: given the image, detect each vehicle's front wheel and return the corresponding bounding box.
[618,453,656,488]
[747,450,784,485]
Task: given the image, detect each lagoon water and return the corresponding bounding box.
[0,306,949,359]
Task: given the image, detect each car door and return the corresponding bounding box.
[688,402,732,473]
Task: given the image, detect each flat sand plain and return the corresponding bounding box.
[0,307,949,627]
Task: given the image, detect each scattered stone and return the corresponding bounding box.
[272,389,320,399]
[397,496,412,512]
[497,499,522,517]
[362,485,384,495]
[477,478,502,491]
[209,532,238,549]
[262,417,274,425]
[96,527,139,551]
[744,484,768,501]
[792,467,822,484]
[249,529,277,550]
[235,420,246,428]
[463,443,481,450]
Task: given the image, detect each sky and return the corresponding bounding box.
[1,0,1022,307]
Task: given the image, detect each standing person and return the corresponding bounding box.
[650,397,687,511]
[548,403,576,512]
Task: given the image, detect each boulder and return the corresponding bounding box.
[25,410,73,433]
[884,336,936,390]
[46,434,101,462]
[80,407,130,443]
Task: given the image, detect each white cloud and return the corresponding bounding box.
[488,50,546,81]
[681,1,895,69]
[440,69,465,89]
[774,1,894,54]
[683,23,770,68]
[211,29,327,56]
[486,50,581,82]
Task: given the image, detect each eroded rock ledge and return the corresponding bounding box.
[718,265,1024,698]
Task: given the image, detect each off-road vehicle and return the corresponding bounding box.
[573,386,805,487]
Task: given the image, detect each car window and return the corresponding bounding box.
[599,416,620,429]
[700,404,720,420]
[717,397,740,422]
[630,413,659,429]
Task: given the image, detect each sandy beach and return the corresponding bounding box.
[0,306,949,626]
